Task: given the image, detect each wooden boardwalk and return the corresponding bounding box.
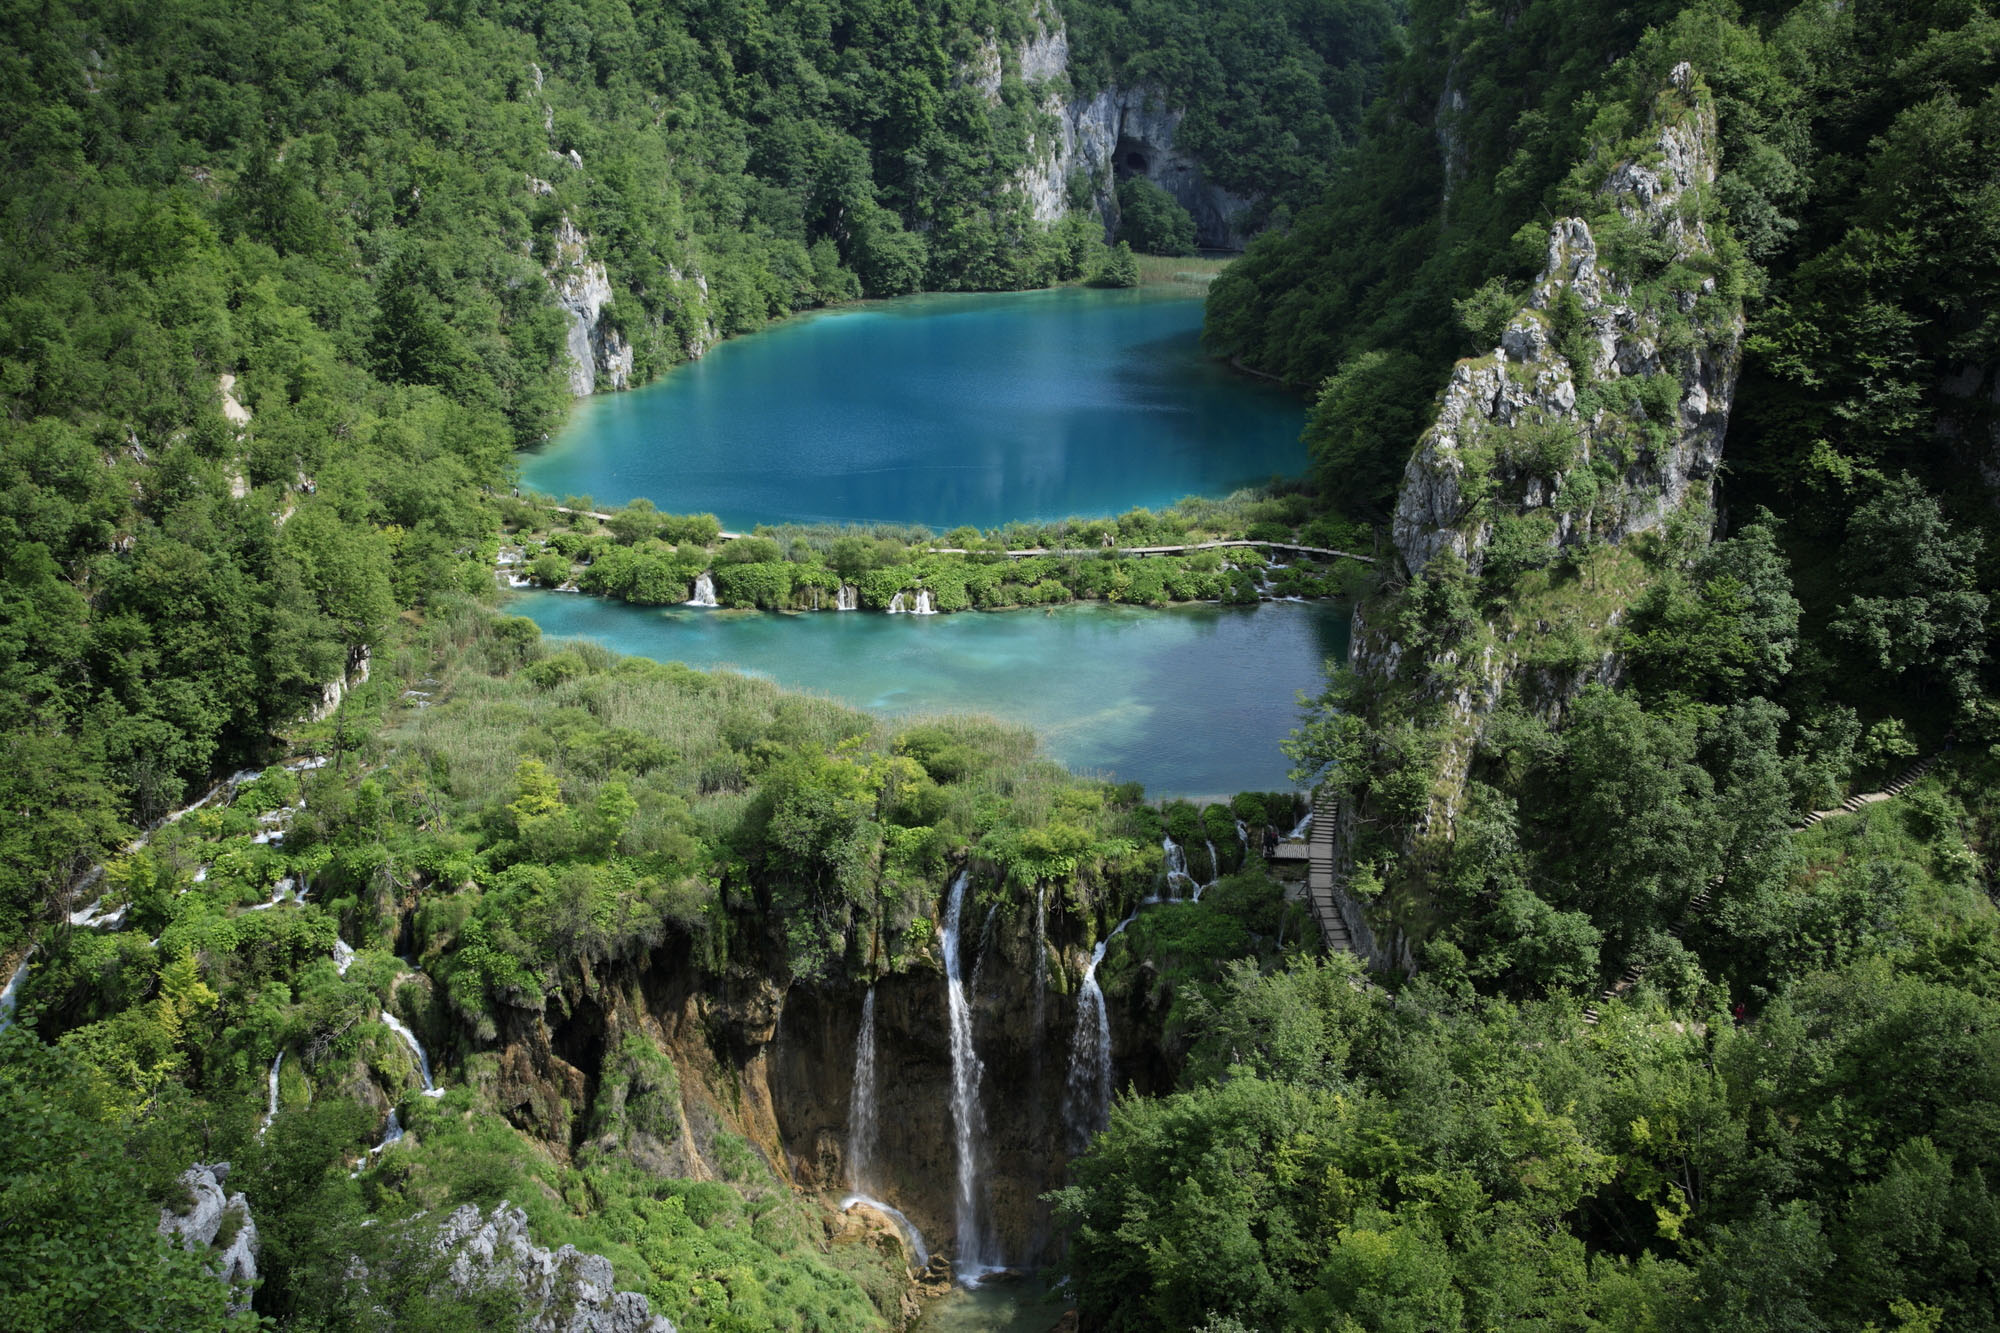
[546,506,1363,563]
[1302,788,1354,953]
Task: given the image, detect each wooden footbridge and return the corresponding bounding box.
[1269,787,1356,953]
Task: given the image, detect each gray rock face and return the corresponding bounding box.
[547,215,635,398]
[1337,66,1742,928]
[159,1162,260,1316]
[436,1203,676,1333]
[995,14,1251,248]
[1391,63,1739,582]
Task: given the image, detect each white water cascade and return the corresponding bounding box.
[835,583,858,611]
[1237,819,1251,857]
[912,589,936,615]
[847,987,879,1192]
[259,1051,283,1135]
[1203,839,1220,896]
[1161,837,1196,899]
[887,592,907,613]
[1032,886,1049,1031]
[333,938,355,977]
[0,955,31,1033]
[381,1013,445,1097]
[838,988,933,1268]
[1287,808,1313,840]
[941,870,996,1281]
[686,572,718,607]
[1063,908,1139,1151]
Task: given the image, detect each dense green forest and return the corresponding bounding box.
[6,0,2000,1330]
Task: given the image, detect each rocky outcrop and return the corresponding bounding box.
[159,1162,259,1316]
[434,1204,676,1333]
[547,216,634,397]
[1002,14,1252,248]
[1333,64,1744,951]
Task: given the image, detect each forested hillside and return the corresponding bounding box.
[7,0,2000,1330]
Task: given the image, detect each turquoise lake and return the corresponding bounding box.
[509,591,1347,798]
[518,285,1311,530]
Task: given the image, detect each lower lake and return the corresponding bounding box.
[509,591,1348,799]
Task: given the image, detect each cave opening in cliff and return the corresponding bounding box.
[1124,149,1149,172]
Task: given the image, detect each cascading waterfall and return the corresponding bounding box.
[941,870,996,1281]
[1063,908,1139,1152]
[887,592,907,614]
[837,990,933,1269]
[1032,886,1049,1031]
[333,938,355,977]
[1161,836,1195,899]
[836,583,858,611]
[1202,839,1220,896]
[913,589,936,615]
[1237,819,1251,860]
[0,955,31,1033]
[847,987,878,1193]
[259,1051,283,1135]
[1287,808,1313,840]
[686,571,718,607]
[381,1013,445,1097]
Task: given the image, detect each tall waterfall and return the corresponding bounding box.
[1063,908,1138,1151]
[837,987,932,1268]
[259,1051,283,1135]
[382,1013,445,1097]
[1032,886,1049,1031]
[686,571,718,607]
[847,987,878,1192]
[836,583,858,611]
[941,870,996,1281]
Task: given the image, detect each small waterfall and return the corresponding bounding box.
[259,1051,283,1136]
[1236,819,1251,866]
[1202,839,1220,896]
[1063,908,1139,1152]
[887,592,907,614]
[836,583,858,611]
[686,571,718,607]
[333,938,355,977]
[847,987,878,1193]
[381,1013,445,1097]
[839,1194,931,1270]
[912,589,936,615]
[372,1107,404,1154]
[1161,836,1195,899]
[941,870,996,1281]
[1286,808,1313,840]
[0,955,31,1033]
[1032,886,1049,1031]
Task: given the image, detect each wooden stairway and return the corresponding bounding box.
[1304,788,1355,954]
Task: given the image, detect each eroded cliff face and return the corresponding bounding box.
[414,863,1172,1285]
[1334,64,1746,960]
[988,13,1254,249]
[547,215,636,398]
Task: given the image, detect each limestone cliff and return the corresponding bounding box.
[547,215,635,398]
[433,1204,678,1333]
[159,1162,260,1317]
[1330,64,1745,962]
[991,10,1254,249]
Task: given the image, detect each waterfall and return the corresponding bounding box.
[1032,887,1049,1031]
[382,1013,445,1097]
[847,987,878,1193]
[913,589,936,615]
[836,583,858,611]
[333,938,355,977]
[941,870,995,1281]
[0,955,31,1033]
[1202,839,1220,896]
[838,1194,932,1270]
[1063,908,1139,1152]
[887,592,907,614]
[1161,836,1195,899]
[372,1107,404,1154]
[1286,808,1313,840]
[686,571,717,607]
[259,1051,283,1136]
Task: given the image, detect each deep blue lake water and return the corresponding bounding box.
[518,286,1310,530]
[509,592,1346,798]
